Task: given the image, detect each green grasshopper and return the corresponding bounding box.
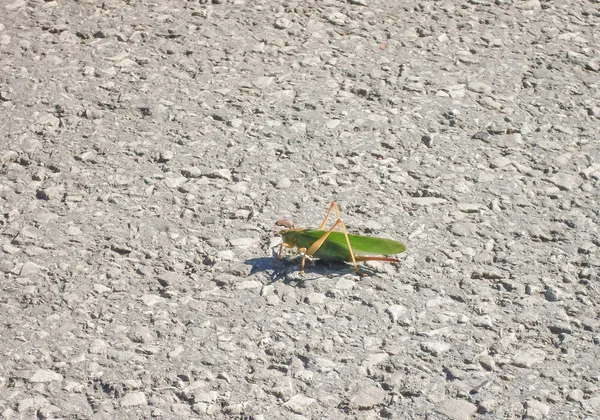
[278,202,406,276]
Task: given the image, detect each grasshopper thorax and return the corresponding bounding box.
[279,228,307,247]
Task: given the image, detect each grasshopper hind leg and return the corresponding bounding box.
[318,201,342,230]
[306,218,365,276]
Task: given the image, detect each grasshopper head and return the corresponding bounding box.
[279,228,301,247]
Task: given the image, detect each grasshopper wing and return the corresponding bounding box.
[301,230,405,260]
[345,232,406,255]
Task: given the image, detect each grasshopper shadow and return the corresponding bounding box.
[244,257,374,283]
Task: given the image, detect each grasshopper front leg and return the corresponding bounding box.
[278,242,290,259]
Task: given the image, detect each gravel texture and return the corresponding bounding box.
[1,0,599,418]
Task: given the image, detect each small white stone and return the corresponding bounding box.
[467,81,492,94]
[276,177,291,189]
[326,119,341,129]
[435,399,477,420]
[305,292,326,304]
[410,197,447,206]
[421,342,452,356]
[89,339,111,355]
[206,168,232,181]
[261,284,275,296]
[348,385,386,409]
[236,280,262,289]
[364,220,382,231]
[386,304,407,322]
[30,370,63,383]
[181,167,203,178]
[548,172,583,191]
[229,238,259,248]
[335,278,355,290]
[164,175,188,188]
[229,118,243,128]
[120,391,147,407]
[158,150,174,162]
[525,400,551,417]
[141,294,165,306]
[274,18,293,29]
[93,284,111,294]
[513,347,546,368]
[217,250,235,261]
[284,394,316,414]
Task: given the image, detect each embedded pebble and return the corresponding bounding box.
[326,119,341,129]
[217,250,235,260]
[478,355,495,371]
[450,222,477,237]
[236,280,262,289]
[421,342,452,356]
[467,82,492,94]
[472,131,490,141]
[19,261,43,276]
[545,286,563,302]
[171,403,192,415]
[578,242,596,254]
[334,278,355,290]
[478,399,496,413]
[528,225,553,242]
[164,175,188,188]
[284,394,316,414]
[158,150,174,162]
[205,168,232,181]
[363,220,382,232]
[89,339,111,355]
[141,294,165,306]
[458,203,483,213]
[473,315,494,328]
[93,284,111,294]
[276,177,292,189]
[434,399,477,420]
[524,400,551,418]
[29,370,63,383]
[386,304,407,323]
[493,134,521,149]
[274,18,293,29]
[512,348,546,368]
[567,389,584,402]
[348,385,386,409]
[548,172,583,191]
[229,237,259,248]
[411,197,448,206]
[181,167,203,178]
[120,392,147,408]
[583,397,600,413]
[305,292,326,304]
[128,327,156,344]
